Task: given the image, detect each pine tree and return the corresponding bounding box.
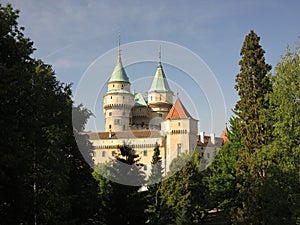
[145,143,164,225]
[148,143,164,185]
[108,145,146,225]
[234,30,272,224]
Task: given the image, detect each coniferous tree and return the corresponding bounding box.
[145,143,164,225]
[108,145,146,225]
[205,117,241,221]
[234,30,272,224]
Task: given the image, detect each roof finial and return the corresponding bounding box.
[118,33,121,61]
[158,44,161,64]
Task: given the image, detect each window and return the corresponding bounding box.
[123,96,125,99]
[159,113,162,117]
[150,96,153,101]
[110,96,112,99]
[123,125,126,130]
[143,150,147,156]
[114,119,120,125]
[121,84,124,89]
[122,111,125,116]
[201,152,204,157]
[144,165,147,171]
[113,84,115,87]
[109,112,112,116]
[108,124,111,129]
[102,151,106,157]
[207,153,210,158]
[112,151,116,157]
[177,143,182,155]
[178,122,181,126]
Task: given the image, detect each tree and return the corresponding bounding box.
[148,143,164,185]
[253,42,300,224]
[205,117,241,221]
[108,144,146,225]
[0,3,36,223]
[159,152,207,224]
[234,30,272,224]
[145,143,164,225]
[0,4,102,224]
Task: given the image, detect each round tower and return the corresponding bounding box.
[103,41,134,132]
[147,48,173,129]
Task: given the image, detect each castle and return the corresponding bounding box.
[87,44,226,174]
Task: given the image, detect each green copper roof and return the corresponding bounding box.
[134,93,147,106]
[108,57,129,83]
[149,63,172,92]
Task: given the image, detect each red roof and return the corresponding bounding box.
[221,127,229,143]
[165,98,192,119]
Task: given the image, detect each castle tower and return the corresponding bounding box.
[103,39,134,132]
[161,97,198,170]
[147,48,173,129]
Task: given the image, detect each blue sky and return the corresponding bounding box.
[6,0,300,134]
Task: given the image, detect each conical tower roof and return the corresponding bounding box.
[108,37,129,83]
[149,62,172,92]
[165,97,192,119]
[108,56,129,83]
[149,46,172,93]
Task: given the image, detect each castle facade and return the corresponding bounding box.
[87,46,225,174]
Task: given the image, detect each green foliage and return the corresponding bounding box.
[145,144,165,225]
[251,42,300,224]
[234,30,272,152]
[205,117,241,220]
[0,4,101,224]
[108,145,147,225]
[148,143,164,185]
[233,30,273,224]
[159,152,207,224]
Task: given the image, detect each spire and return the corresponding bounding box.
[118,33,121,62]
[148,46,172,92]
[158,45,161,64]
[108,34,129,83]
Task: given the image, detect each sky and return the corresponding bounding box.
[5,0,300,135]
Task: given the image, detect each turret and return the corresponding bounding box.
[147,47,173,129]
[103,38,134,132]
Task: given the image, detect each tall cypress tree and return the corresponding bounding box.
[234,30,272,152]
[234,30,272,224]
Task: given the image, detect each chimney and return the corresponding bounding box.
[210,133,215,144]
[200,131,205,143]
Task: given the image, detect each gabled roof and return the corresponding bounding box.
[134,93,147,107]
[165,97,192,119]
[148,62,172,92]
[221,126,229,143]
[108,56,129,83]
